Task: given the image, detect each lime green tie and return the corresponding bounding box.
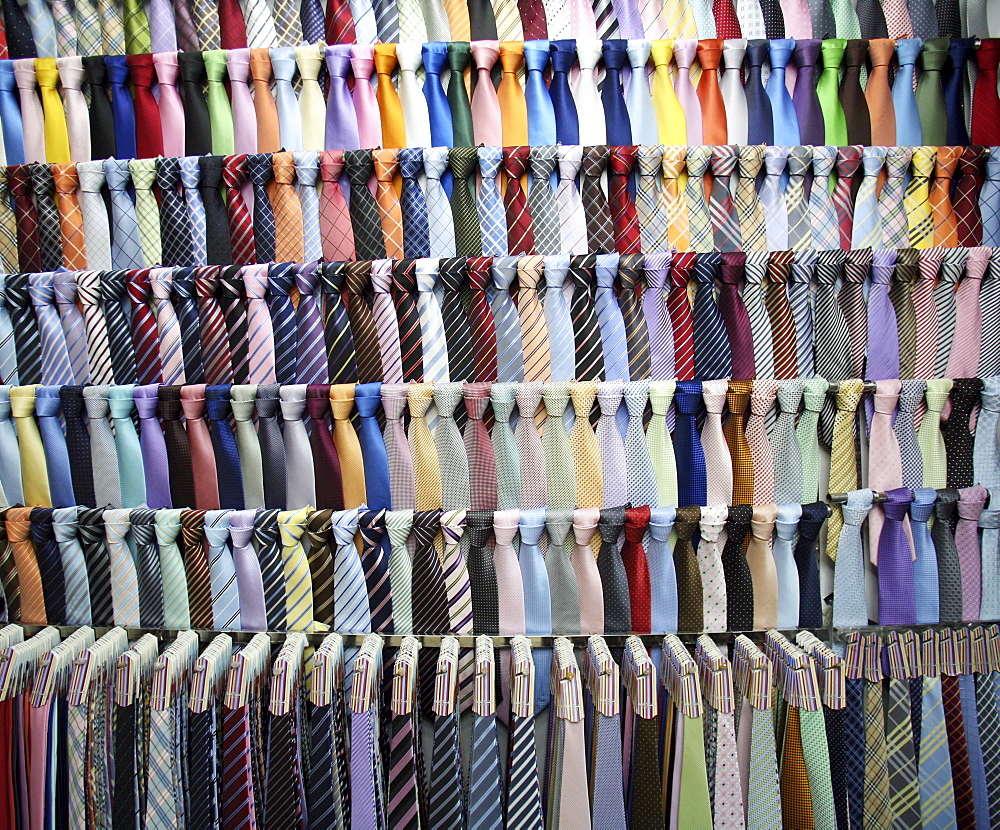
[647,381,678,508]
[204,51,236,157]
[9,386,51,507]
[817,40,849,147]
[122,0,151,54]
[917,379,952,489]
[677,711,713,828]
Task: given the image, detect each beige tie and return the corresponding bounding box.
[9,387,52,507]
[747,504,778,630]
[408,383,442,510]
[569,381,603,509]
[826,379,865,560]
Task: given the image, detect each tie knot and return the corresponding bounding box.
[418,146,446,180]
[222,154,250,189]
[448,42,471,72]
[542,381,569,417]
[434,383,463,420]
[156,156,183,191]
[75,271,101,305]
[633,145,663,177]
[246,154,273,188]
[127,53,156,87]
[27,273,54,306]
[673,506,699,540]
[958,485,988,520]
[873,379,901,414]
[617,254,643,290]
[397,147,423,180]
[624,505,650,542]
[897,379,926,412]
[499,41,524,73]
[867,38,894,66]
[29,163,53,197]
[570,381,597,415]
[392,259,419,295]
[249,49,273,83]
[872,251,896,285]
[150,268,176,302]
[597,379,624,415]
[602,39,629,71]
[34,58,59,88]
[750,381,777,415]
[344,150,374,187]
[268,264,295,296]
[448,146,478,179]
[243,266,268,299]
[549,40,576,73]
[473,146,501,181]
[319,262,347,294]
[291,262,318,297]
[672,38,697,68]
[370,262,392,294]
[372,149,398,183]
[710,144,738,176]
[529,145,558,178]
[523,39,551,73]
[105,56,131,85]
[698,505,726,542]
[809,146,836,177]
[329,508,361,548]
[701,379,727,414]
[958,146,984,176]
[218,270,246,299]
[862,146,887,176]
[697,39,723,71]
[411,509,442,549]
[466,257,493,291]
[622,380,647,416]
[438,258,467,293]
[768,38,794,69]
[608,146,638,176]
[719,251,746,286]
[843,39,869,68]
[935,146,962,178]
[53,272,79,305]
[814,249,846,285]
[408,383,435,418]
[598,507,626,544]
[463,383,491,419]
[516,381,543,418]
[319,150,346,182]
[835,379,865,411]
[471,40,500,71]
[373,43,398,76]
[777,379,804,412]
[502,147,530,179]
[694,252,720,286]
[785,146,812,176]
[686,145,712,176]
[270,151,295,185]
[74,161,105,193]
[330,386,356,420]
[175,157,202,191]
[940,248,967,283]
[844,248,873,283]
[180,385,208,421]
[306,385,331,420]
[746,40,769,67]
[490,382,517,419]
[159,385,186,419]
[836,146,863,177]
[794,38,821,66]
[294,151,319,187]
[581,146,610,177]
[50,162,79,194]
[735,145,764,180]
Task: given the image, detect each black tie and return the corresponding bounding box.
[466,510,499,635]
[30,508,66,624]
[82,57,116,159]
[5,271,43,384]
[130,507,165,627]
[60,386,96,508]
[186,707,220,829]
[318,262,358,384]
[171,267,206,384]
[178,52,213,156]
[158,385,197,509]
[2,0,36,57]
[794,502,827,629]
[198,156,234,266]
[439,257,476,384]
[597,506,631,634]
[217,266,250,382]
[343,150,386,260]
[721,504,754,631]
[77,508,114,627]
[942,378,983,489]
[390,258,424,383]
[569,255,606,382]
[254,384,287,509]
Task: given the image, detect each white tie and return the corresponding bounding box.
[574,41,606,145]
[394,43,432,149]
[423,148,457,258]
[721,39,749,144]
[416,258,450,383]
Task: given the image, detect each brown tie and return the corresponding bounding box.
[51,162,88,269]
[865,39,897,146]
[673,505,703,632]
[249,48,281,153]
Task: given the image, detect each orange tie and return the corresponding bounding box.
[6,508,46,624]
[374,44,407,150]
[498,41,528,146]
[696,40,728,145]
[372,148,404,259]
[931,146,961,247]
[249,48,281,153]
[270,151,305,263]
[329,384,368,509]
[442,0,471,40]
[865,38,896,146]
[52,163,88,269]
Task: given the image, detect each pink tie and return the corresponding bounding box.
[226,49,258,154]
[881,0,913,37]
[56,57,90,162]
[319,150,356,260]
[180,384,222,509]
[780,0,812,36]
[13,59,45,163]
[350,45,382,149]
[370,259,403,383]
[572,508,603,634]
[912,247,943,384]
[242,264,277,384]
[747,380,777,504]
[471,41,502,147]
[493,509,525,635]
[701,379,734,505]
[867,379,907,563]
[153,52,185,158]
[945,246,989,379]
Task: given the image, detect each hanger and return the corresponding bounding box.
[270,632,306,717]
[473,635,494,718]
[797,631,845,710]
[151,629,199,711]
[695,634,733,715]
[510,635,535,720]
[0,627,60,701]
[309,633,344,709]
[67,628,128,707]
[433,636,459,719]
[938,628,958,677]
[953,628,973,676]
[391,636,420,717]
[224,632,272,711]
[584,635,619,719]
[348,633,383,715]
[662,633,703,719]
[767,629,821,711]
[552,637,583,724]
[733,635,773,711]
[31,626,95,708]
[0,624,23,653]
[623,635,657,720]
[920,628,940,679]
[970,627,989,677]
[114,634,159,709]
[986,625,1000,674]
[189,634,232,714]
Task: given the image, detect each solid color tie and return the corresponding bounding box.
[280,385,315,509]
[307,387,344,511]
[914,41,949,145]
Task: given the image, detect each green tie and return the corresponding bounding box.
[121,0,150,53]
[384,510,414,634]
[797,379,829,503]
[677,711,713,828]
[204,51,236,156]
[917,379,952,489]
[830,0,860,36]
[647,381,678,508]
[798,707,838,829]
[915,39,950,147]
[447,44,475,147]
[817,40,849,146]
[129,159,162,268]
[154,509,190,630]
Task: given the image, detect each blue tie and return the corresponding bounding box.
[35,386,75,508]
[594,253,631,383]
[0,62,24,165]
[354,383,391,510]
[601,40,632,145]
[524,40,556,146]
[648,507,678,632]
[983,148,1000,247]
[673,381,707,507]
[398,148,431,258]
[893,38,924,144]
[422,42,454,148]
[766,38,801,145]
[205,385,245,510]
[910,487,939,624]
[105,56,137,160]
[692,252,732,380]
[519,508,551,711]
[300,0,325,43]
[943,38,973,146]
[549,40,579,145]
[268,262,299,386]
[745,40,774,145]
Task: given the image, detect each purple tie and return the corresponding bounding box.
[792,39,825,144]
[717,251,756,381]
[229,508,267,630]
[134,384,173,509]
[865,248,900,381]
[642,251,675,380]
[294,262,327,385]
[325,45,361,151]
[877,487,916,625]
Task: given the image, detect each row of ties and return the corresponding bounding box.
[5,145,1000,279]
[3,624,997,830]
[1,247,999,393]
[4,37,1000,168]
[0,0,994,64]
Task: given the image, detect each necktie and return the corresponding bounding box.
[701,379,733,504]
[766,38,801,143]
[890,38,925,145]
[307,386,344,511]
[29,164,62,271]
[826,379,864,559]
[133,384,171,508]
[278,385,314,510]
[942,38,973,145]
[159,386,196,508]
[318,152,356,262]
[128,158,164,268]
[791,39,825,144]
[0,171,19,273]
[840,248,871,378]
[916,37,950,143]
[28,273,73,384]
[953,148,985,247]
[344,150,386,260]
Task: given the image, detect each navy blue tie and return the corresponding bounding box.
[105,56,138,160]
[267,262,298,385]
[398,148,431,258]
[601,40,633,145]
[673,380,708,507]
[944,38,974,146]
[692,252,733,380]
[745,41,774,145]
[205,385,245,510]
[549,41,580,145]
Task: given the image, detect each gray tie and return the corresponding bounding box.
[434,382,471,511]
[771,379,805,504]
[76,160,113,270]
[528,146,562,256]
[84,385,123,509]
[832,488,873,628]
[742,251,775,378]
[278,384,316,509]
[103,158,146,269]
[545,509,581,634]
[231,384,265,509]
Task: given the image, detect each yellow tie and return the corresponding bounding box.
[904,146,936,249]
[277,507,320,632]
[660,146,691,252]
[373,44,407,150]
[9,387,51,507]
[661,0,698,38]
[826,379,864,561]
[5,507,46,623]
[329,384,368,509]
[516,255,552,384]
[498,41,528,146]
[35,58,71,164]
[407,383,442,510]
[569,381,603,509]
[650,41,688,146]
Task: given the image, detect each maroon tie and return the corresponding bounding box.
[622,506,652,634]
[972,39,1000,145]
[668,252,697,381]
[833,146,863,250]
[713,0,742,36]
[717,252,756,381]
[306,385,345,510]
[941,674,977,830]
[126,54,164,159]
[8,165,40,273]
[218,0,249,47]
[952,146,984,247]
[501,146,536,256]
[608,146,642,255]
[516,0,547,37]
[325,0,357,42]
[126,269,164,385]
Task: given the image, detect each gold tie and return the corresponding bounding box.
[5,507,46,623]
[442,0,470,39]
[734,145,767,253]
[498,42,528,146]
[569,381,603,509]
[516,255,552,384]
[329,384,368,509]
[650,41,688,145]
[661,146,691,251]
[826,379,864,560]
[904,146,936,249]
[407,383,442,510]
[373,44,407,150]
[9,387,51,507]
[661,0,697,38]
[277,506,320,632]
[35,58,71,164]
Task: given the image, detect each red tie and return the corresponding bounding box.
[222,155,258,266]
[668,252,697,381]
[8,165,40,273]
[608,146,642,255]
[696,40,729,145]
[713,0,742,36]
[218,0,249,48]
[833,146,863,250]
[622,506,652,634]
[502,146,536,255]
[516,0,547,37]
[126,269,164,385]
[467,257,499,382]
[972,40,1000,145]
[126,54,164,159]
[319,150,356,261]
[953,146,985,247]
[325,0,357,42]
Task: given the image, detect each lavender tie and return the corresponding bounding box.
[134,384,172,509]
[878,487,917,625]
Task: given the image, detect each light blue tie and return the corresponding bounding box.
[959,675,991,823]
[28,273,75,386]
[919,676,958,829]
[623,380,657,507]
[0,274,19,386]
[541,255,575,383]
[491,257,524,382]
[524,40,556,146]
[294,151,323,262]
[832,488,873,628]
[766,40,802,145]
[974,377,1000,489]
[468,714,503,830]
[270,47,302,151]
[760,146,790,251]
[773,503,802,629]
[204,509,241,631]
[178,156,207,266]
[25,0,58,56]
[477,146,508,257]
[422,43,455,148]
[35,386,75,507]
[108,385,146,508]
[626,40,657,144]
[331,508,370,633]
[910,487,940,625]
[591,708,628,828]
[53,272,90,384]
[981,148,1000,247]
[979,489,1000,621]
[0,63,24,165]
[518,508,551,711]
[424,147,457,258]
[648,507,678,632]
[851,146,887,249]
[594,253,631,383]
[415,258,450,383]
[52,506,91,624]
[0,387,23,504]
[103,158,146,270]
[892,38,924,144]
[810,146,842,250]
[789,250,816,378]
